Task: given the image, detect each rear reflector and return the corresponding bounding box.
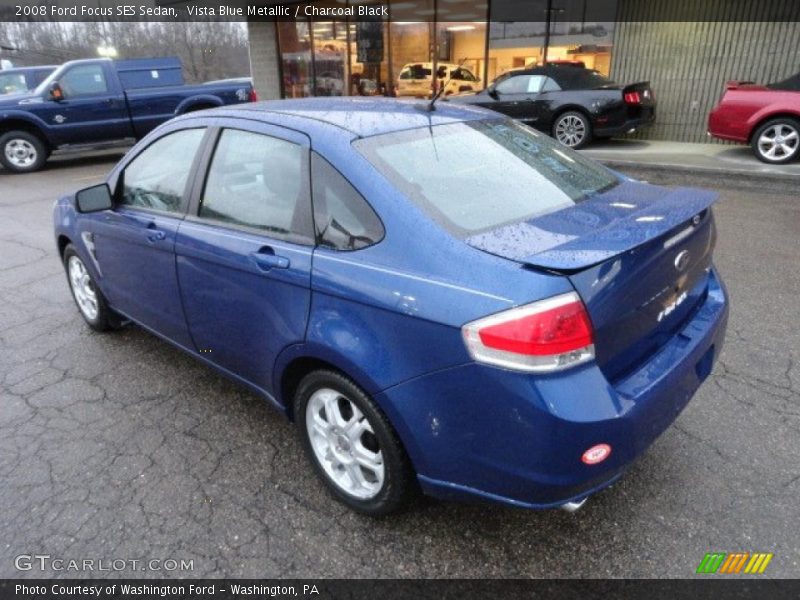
[462,292,595,373]
[624,91,641,104]
[582,444,611,465]
[248,88,258,102]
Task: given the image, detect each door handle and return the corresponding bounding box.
[250,247,290,271]
[145,223,166,242]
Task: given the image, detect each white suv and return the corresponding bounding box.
[396,63,481,98]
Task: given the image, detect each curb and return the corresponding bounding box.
[588,157,800,189]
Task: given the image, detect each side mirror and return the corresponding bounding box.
[488,87,499,99]
[75,183,112,213]
[49,82,64,101]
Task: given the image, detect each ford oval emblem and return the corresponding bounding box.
[674,249,691,272]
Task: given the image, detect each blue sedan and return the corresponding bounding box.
[53,98,728,515]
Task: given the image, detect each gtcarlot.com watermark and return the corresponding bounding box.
[14,554,194,573]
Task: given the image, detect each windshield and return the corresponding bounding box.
[354,119,619,237]
[33,66,62,96]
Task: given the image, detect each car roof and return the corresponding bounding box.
[221,97,494,138]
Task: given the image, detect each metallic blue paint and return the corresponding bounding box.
[53,98,729,509]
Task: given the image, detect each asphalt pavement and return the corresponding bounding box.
[0,151,798,578]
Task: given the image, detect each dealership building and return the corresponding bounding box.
[239,0,800,143]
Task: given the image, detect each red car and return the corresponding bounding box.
[708,73,800,164]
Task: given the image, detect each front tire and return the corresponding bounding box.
[552,111,593,149]
[0,130,48,173]
[63,244,120,332]
[751,118,800,164]
[295,370,416,516]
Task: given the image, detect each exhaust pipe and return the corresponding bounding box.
[560,498,588,513]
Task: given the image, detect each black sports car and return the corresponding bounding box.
[448,65,656,149]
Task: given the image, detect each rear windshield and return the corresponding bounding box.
[354,119,618,236]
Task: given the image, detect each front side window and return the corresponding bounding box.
[199,129,313,244]
[60,65,108,97]
[496,74,544,94]
[354,119,618,237]
[120,128,205,213]
[312,153,384,251]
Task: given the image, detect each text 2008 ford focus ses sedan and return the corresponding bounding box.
[53,99,728,515]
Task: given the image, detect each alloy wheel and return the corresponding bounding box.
[68,255,99,321]
[555,115,587,147]
[305,387,385,499]
[757,123,799,162]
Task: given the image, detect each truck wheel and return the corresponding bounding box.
[0,130,48,173]
[751,118,800,164]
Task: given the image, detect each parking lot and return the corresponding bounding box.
[1,153,798,578]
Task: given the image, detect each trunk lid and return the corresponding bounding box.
[466,180,718,381]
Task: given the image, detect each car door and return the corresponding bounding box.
[490,74,546,122]
[37,62,132,144]
[89,126,209,348]
[174,123,314,394]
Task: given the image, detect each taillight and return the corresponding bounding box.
[462,292,595,373]
[248,88,258,102]
[624,91,641,104]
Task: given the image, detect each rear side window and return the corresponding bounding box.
[120,128,205,213]
[311,153,384,251]
[200,129,313,244]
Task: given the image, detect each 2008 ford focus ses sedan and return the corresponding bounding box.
[53,98,728,515]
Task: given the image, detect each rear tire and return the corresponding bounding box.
[0,130,48,173]
[295,369,416,516]
[751,118,800,164]
[552,111,593,149]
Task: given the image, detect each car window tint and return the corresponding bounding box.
[120,128,205,213]
[354,119,618,237]
[542,77,561,92]
[497,74,543,94]
[312,153,384,251]
[60,65,108,96]
[453,68,477,82]
[200,129,313,244]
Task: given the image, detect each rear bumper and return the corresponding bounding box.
[707,107,750,143]
[595,110,656,137]
[376,267,728,509]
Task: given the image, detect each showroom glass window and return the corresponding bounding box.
[119,128,206,213]
[278,18,313,98]
[487,0,617,82]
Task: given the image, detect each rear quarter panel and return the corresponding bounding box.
[709,89,800,141]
